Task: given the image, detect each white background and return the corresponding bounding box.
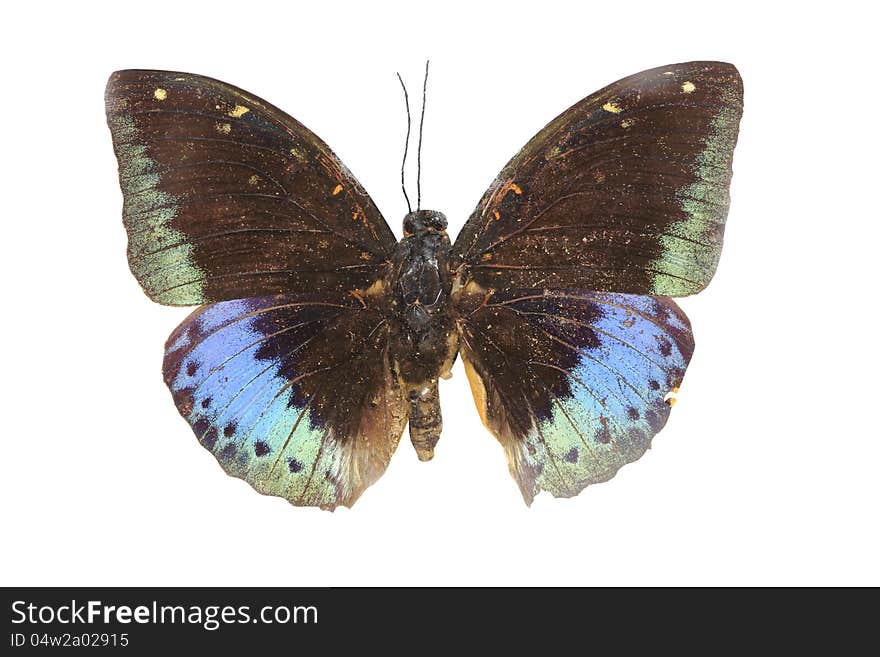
[2,1,877,586]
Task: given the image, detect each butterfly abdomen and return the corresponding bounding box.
[389,210,459,460]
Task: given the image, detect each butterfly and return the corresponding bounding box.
[105,61,742,509]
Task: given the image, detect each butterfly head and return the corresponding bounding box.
[403,209,447,236]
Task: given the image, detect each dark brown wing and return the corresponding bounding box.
[451,61,743,297]
[106,70,396,305]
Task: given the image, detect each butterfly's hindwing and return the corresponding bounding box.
[106,70,396,305]
[163,293,407,509]
[457,288,694,503]
[452,61,743,297]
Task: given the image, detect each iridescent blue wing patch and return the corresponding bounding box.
[163,293,407,509]
[456,288,694,503]
[105,70,396,306]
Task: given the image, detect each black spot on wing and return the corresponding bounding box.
[656,336,673,357]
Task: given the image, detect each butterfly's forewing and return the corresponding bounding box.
[106,70,396,305]
[163,293,407,509]
[457,288,694,503]
[452,61,743,296]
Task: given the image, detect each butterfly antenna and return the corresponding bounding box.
[417,60,430,210]
[396,72,413,214]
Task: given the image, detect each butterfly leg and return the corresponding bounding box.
[407,379,442,461]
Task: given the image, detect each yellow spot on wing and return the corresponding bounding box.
[510,183,523,195]
[332,184,343,196]
[602,101,622,114]
[672,386,680,394]
[228,104,250,117]
[153,88,167,101]
[362,278,386,298]
[216,122,231,135]
[360,251,373,261]
[248,174,260,185]
[667,397,677,407]
[682,81,696,94]
[462,357,490,429]
[620,118,635,128]
[493,210,501,220]
[482,253,493,261]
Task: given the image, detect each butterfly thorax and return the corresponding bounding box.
[388,210,459,461]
